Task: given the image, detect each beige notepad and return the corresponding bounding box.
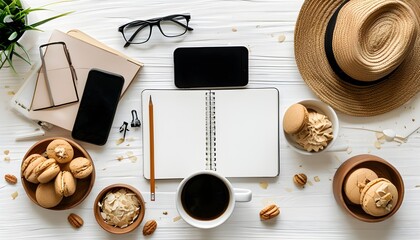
[11,30,143,131]
[142,88,280,179]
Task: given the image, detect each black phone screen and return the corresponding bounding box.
[174,46,248,88]
[71,69,124,145]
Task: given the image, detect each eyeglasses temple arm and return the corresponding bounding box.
[170,19,194,31]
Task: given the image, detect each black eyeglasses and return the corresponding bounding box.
[118,14,193,47]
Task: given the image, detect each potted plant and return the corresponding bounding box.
[0,0,72,71]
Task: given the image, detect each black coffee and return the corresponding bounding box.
[181,174,230,220]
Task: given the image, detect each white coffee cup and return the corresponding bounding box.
[175,170,252,229]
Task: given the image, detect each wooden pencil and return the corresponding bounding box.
[149,96,155,201]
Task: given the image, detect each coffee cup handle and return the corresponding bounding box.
[233,188,252,202]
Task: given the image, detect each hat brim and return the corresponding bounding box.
[294,0,420,116]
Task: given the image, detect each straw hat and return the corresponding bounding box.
[295,0,420,116]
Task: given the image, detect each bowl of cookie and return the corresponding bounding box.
[20,137,95,210]
[333,154,404,222]
[282,99,339,155]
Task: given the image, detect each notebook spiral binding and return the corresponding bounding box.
[210,92,216,171]
[205,92,210,170]
[205,91,217,171]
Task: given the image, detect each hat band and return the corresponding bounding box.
[324,0,392,86]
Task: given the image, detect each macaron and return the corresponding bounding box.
[283,103,308,134]
[34,158,61,183]
[344,168,378,204]
[36,181,63,208]
[360,178,399,217]
[69,157,93,179]
[46,139,74,164]
[21,154,46,184]
[55,171,77,197]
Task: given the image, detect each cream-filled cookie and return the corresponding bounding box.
[36,182,63,208]
[69,157,93,179]
[34,158,60,183]
[283,103,308,134]
[46,139,74,163]
[55,171,77,197]
[360,178,398,217]
[22,154,46,184]
[344,168,378,204]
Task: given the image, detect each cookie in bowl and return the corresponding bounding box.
[283,99,339,155]
[333,154,404,222]
[21,137,95,210]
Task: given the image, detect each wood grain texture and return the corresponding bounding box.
[1,0,420,239]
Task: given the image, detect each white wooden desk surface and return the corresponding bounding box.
[1,0,420,239]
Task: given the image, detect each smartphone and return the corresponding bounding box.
[72,69,124,145]
[174,46,248,88]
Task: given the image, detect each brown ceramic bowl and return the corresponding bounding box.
[333,154,404,222]
[94,184,146,234]
[21,137,95,210]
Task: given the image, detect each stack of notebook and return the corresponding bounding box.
[11,30,143,131]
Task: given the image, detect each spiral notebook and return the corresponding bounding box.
[141,88,280,179]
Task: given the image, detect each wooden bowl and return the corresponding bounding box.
[94,184,146,234]
[332,154,404,222]
[21,137,95,210]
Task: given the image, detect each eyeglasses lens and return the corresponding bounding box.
[123,22,151,44]
[160,16,188,37]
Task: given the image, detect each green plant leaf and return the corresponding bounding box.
[3,14,12,23]
[3,4,10,14]
[5,56,16,72]
[22,25,38,31]
[15,40,29,62]
[0,0,7,8]
[0,52,8,69]
[1,44,16,72]
[7,31,17,41]
[11,49,30,65]
[8,0,16,10]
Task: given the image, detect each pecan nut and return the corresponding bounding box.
[68,213,84,228]
[260,204,280,220]
[143,219,157,236]
[4,174,17,184]
[293,173,307,187]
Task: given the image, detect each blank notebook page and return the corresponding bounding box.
[213,88,279,177]
[142,90,207,179]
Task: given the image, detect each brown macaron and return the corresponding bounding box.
[34,158,61,183]
[21,154,46,184]
[55,171,77,197]
[344,168,378,205]
[283,103,309,134]
[360,178,399,217]
[46,139,74,164]
[36,181,63,208]
[69,157,93,179]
